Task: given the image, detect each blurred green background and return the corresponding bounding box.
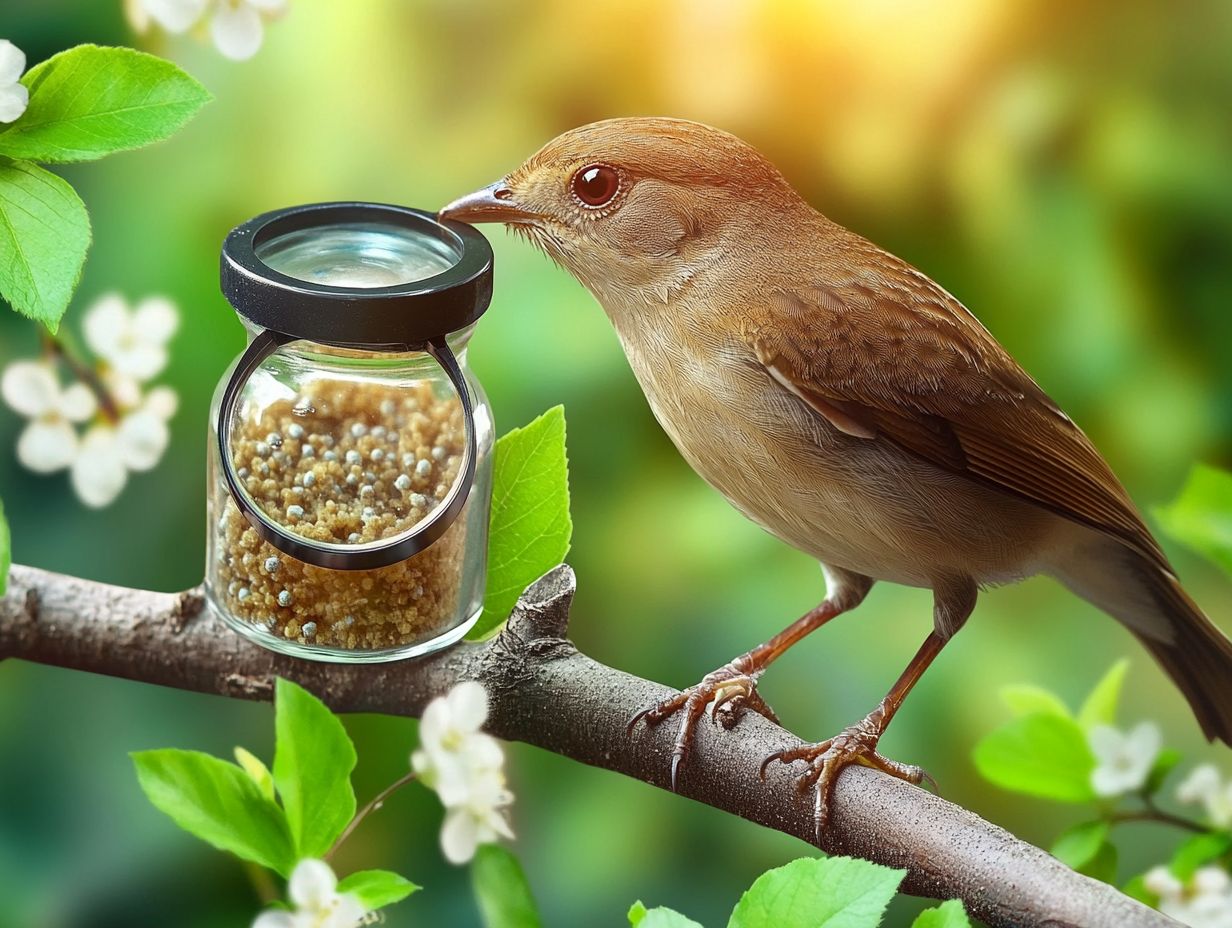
[2,0,1231,925]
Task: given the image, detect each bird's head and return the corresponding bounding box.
[438,117,805,309]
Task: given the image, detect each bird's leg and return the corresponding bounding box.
[629,569,871,790]
[762,578,975,839]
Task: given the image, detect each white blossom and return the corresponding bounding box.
[83,293,179,382]
[135,0,287,60]
[411,681,514,864]
[251,858,367,928]
[1177,764,1232,829]
[2,361,96,473]
[69,395,175,508]
[0,40,29,124]
[1145,865,1232,928]
[1088,721,1161,797]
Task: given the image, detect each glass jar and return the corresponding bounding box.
[205,202,495,662]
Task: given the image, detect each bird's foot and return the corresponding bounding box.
[760,715,932,841]
[628,660,780,790]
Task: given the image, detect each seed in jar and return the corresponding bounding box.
[351,422,367,438]
[238,467,249,479]
[362,507,376,520]
[323,450,338,462]
[360,484,374,498]
[402,453,415,467]
[264,556,281,573]
[301,444,315,458]
[267,432,283,447]
[411,493,428,508]
[238,587,251,601]
[394,474,412,491]
[287,423,304,439]
[415,459,431,477]
[431,446,446,461]
[347,532,362,543]
[278,590,293,607]
[346,473,358,486]
[372,425,386,439]
[371,448,385,462]
[287,504,305,520]
[302,621,318,637]
[303,472,316,488]
[346,450,361,465]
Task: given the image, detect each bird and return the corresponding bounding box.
[439,116,1232,832]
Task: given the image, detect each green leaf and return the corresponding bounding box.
[1000,684,1071,719]
[972,712,1096,802]
[0,495,9,597]
[0,159,89,328]
[727,857,905,928]
[233,746,275,802]
[910,899,971,928]
[131,749,294,874]
[1079,841,1118,884]
[336,870,419,910]
[1121,873,1157,907]
[1154,464,1232,577]
[630,907,705,928]
[1170,831,1232,880]
[1051,821,1110,870]
[1077,659,1129,730]
[470,406,572,638]
[471,844,544,928]
[1145,747,1183,795]
[0,45,211,163]
[272,678,357,858]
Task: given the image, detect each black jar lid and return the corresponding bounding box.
[220,201,493,347]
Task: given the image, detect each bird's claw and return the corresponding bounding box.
[627,663,778,790]
[759,722,930,841]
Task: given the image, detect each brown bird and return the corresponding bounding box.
[440,117,1232,831]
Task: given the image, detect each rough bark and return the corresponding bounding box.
[0,563,1174,928]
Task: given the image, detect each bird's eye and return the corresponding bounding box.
[571,164,620,208]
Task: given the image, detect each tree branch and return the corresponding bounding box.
[0,564,1172,928]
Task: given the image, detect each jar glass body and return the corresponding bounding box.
[205,329,493,662]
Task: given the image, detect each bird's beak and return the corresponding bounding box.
[438,181,539,226]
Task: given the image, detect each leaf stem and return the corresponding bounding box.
[243,860,279,905]
[1110,805,1206,834]
[40,330,120,423]
[326,770,418,860]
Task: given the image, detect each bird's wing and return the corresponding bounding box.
[748,245,1171,573]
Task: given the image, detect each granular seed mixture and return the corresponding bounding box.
[210,378,470,651]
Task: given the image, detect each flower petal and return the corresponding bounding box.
[1085,724,1123,762]
[0,83,29,124]
[1143,865,1182,900]
[210,2,265,60]
[104,371,143,410]
[326,894,368,928]
[0,39,26,86]
[251,911,296,928]
[1090,765,1131,799]
[118,409,170,471]
[17,419,78,473]
[71,426,127,508]
[248,0,288,12]
[141,0,209,33]
[440,807,480,865]
[144,385,179,420]
[287,858,337,911]
[2,360,59,417]
[58,382,98,423]
[82,294,132,361]
[1177,764,1222,805]
[448,680,489,733]
[133,296,180,344]
[114,343,168,382]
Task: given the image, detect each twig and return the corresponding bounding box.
[0,563,1175,928]
[327,771,418,860]
[40,331,120,423]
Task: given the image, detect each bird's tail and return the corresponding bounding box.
[1131,571,1232,745]
[1052,541,1232,745]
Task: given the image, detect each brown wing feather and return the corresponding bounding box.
[748,243,1171,573]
